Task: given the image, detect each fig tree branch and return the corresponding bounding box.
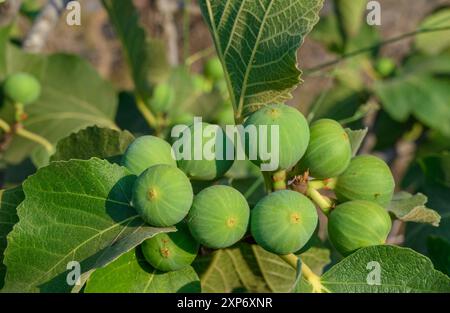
[157,0,179,66]
[23,0,71,52]
[0,118,55,153]
[304,26,450,75]
[0,0,21,27]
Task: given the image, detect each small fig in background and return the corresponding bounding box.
[3,72,41,105]
[132,164,193,227]
[122,135,176,175]
[297,119,352,179]
[328,200,392,256]
[375,57,396,77]
[204,57,224,81]
[141,222,199,272]
[192,74,211,93]
[334,155,395,207]
[187,185,250,249]
[150,83,175,113]
[251,190,318,255]
[175,122,234,181]
[243,104,310,171]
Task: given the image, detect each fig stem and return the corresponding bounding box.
[0,118,54,153]
[306,186,332,215]
[0,118,11,133]
[308,178,337,190]
[135,95,159,130]
[185,46,215,66]
[273,170,287,191]
[280,254,329,293]
[15,126,55,154]
[14,102,25,122]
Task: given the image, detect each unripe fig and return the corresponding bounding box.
[132,164,193,227]
[243,104,310,171]
[216,101,235,126]
[192,74,211,93]
[175,122,234,181]
[376,57,396,77]
[171,112,194,126]
[21,0,43,14]
[335,155,395,207]
[328,200,392,256]
[298,119,352,179]
[3,72,41,105]
[141,222,199,272]
[251,190,318,255]
[204,57,224,81]
[151,83,175,113]
[187,185,250,249]
[122,135,176,175]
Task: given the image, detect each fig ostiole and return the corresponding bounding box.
[141,222,199,272]
[132,164,193,227]
[334,155,395,207]
[187,185,250,249]
[297,119,352,179]
[122,135,177,176]
[3,72,41,105]
[251,190,318,255]
[243,104,310,171]
[327,200,392,256]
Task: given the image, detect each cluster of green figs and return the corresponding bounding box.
[122,103,395,272]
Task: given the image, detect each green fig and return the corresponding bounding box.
[335,155,395,207]
[251,190,318,255]
[151,83,175,113]
[132,164,193,227]
[243,104,310,171]
[141,222,199,272]
[122,135,176,175]
[187,185,250,249]
[174,122,234,181]
[298,119,352,179]
[204,57,224,81]
[328,200,392,256]
[3,72,41,105]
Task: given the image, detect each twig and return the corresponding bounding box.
[185,46,215,66]
[157,0,179,66]
[182,0,191,63]
[304,26,450,75]
[0,118,55,153]
[0,0,22,27]
[23,0,71,52]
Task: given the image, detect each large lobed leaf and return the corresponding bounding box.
[102,0,169,101]
[2,158,173,292]
[388,192,441,227]
[84,249,200,293]
[193,243,330,293]
[50,126,135,164]
[415,8,450,56]
[335,0,368,39]
[199,0,323,118]
[404,154,450,254]
[0,187,24,288]
[321,245,450,292]
[374,63,450,137]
